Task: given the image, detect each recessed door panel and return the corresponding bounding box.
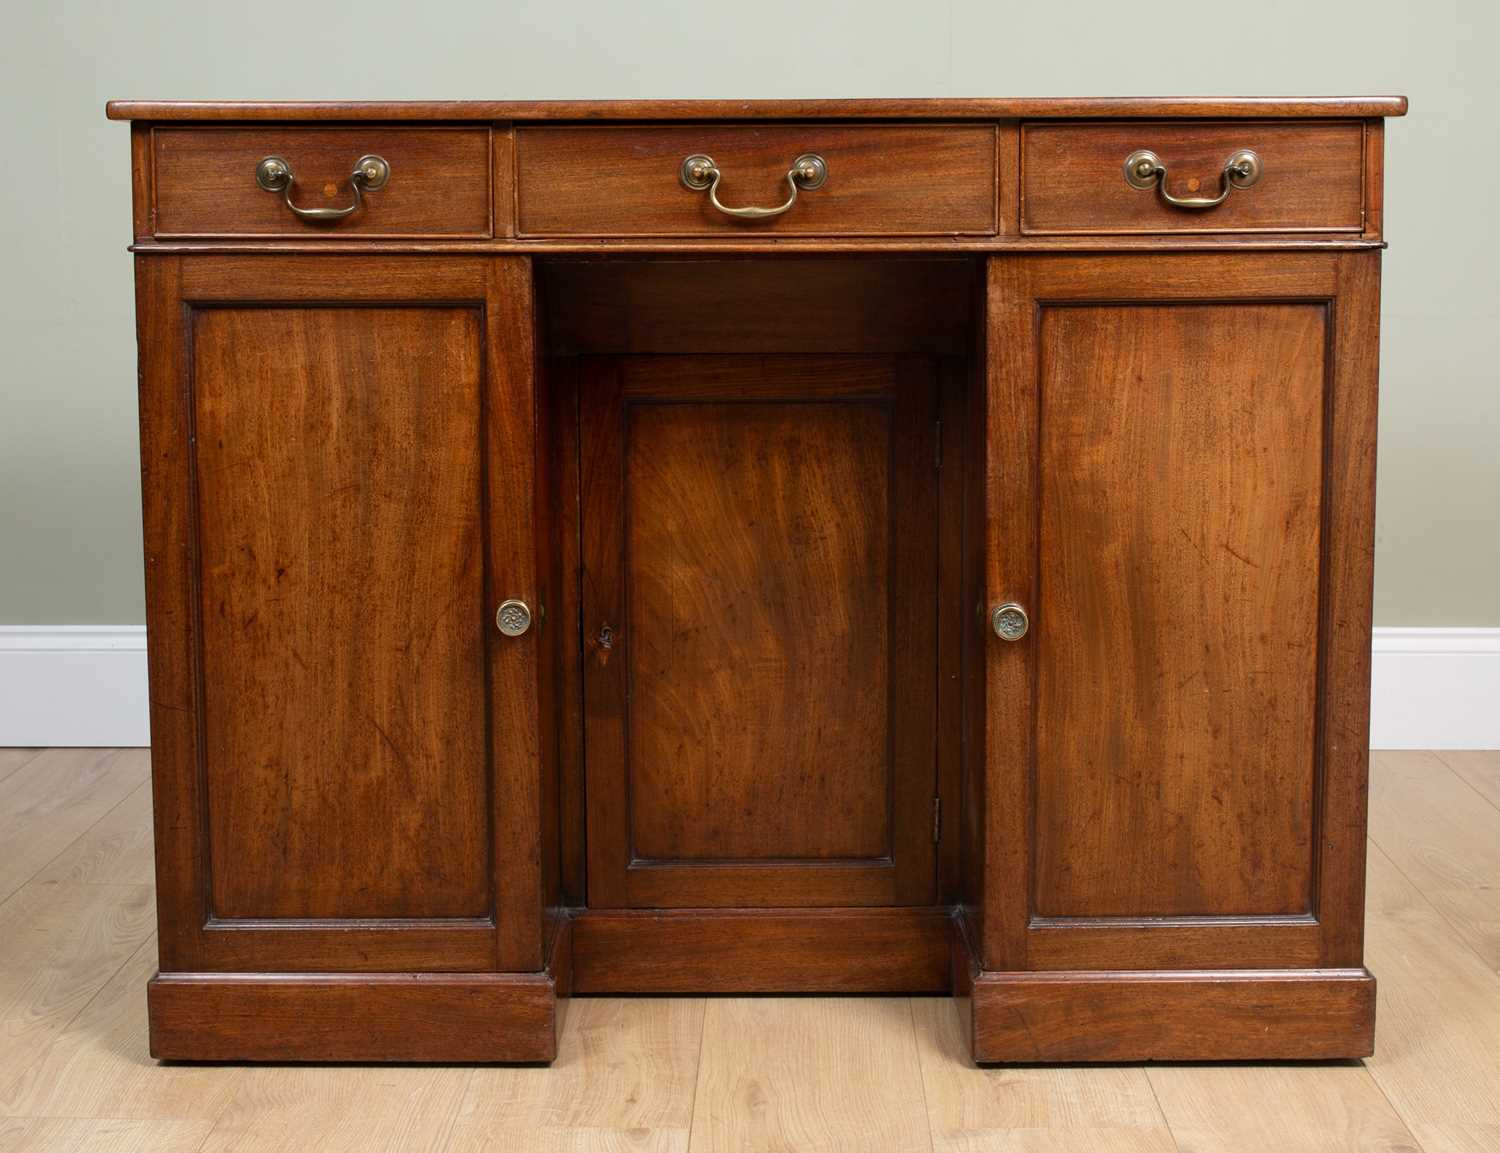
[583,355,939,908]
[1033,302,1325,918]
[194,306,490,920]
[627,401,892,862]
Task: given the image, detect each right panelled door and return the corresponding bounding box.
[983,252,1380,974]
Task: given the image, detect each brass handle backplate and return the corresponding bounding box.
[680,152,828,219]
[255,154,390,221]
[1122,148,1262,209]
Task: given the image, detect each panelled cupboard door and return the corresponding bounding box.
[581,355,940,908]
[984,252,1380,972]
[135,254,545,973]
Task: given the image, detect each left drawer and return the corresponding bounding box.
[150,126,494,238]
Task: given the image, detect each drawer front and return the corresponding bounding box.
[1021,121,1365,234]
[516,125,997,237]
[152,127,493,238]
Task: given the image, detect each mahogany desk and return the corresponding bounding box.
[107,96,1406,1062]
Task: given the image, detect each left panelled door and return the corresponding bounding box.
[137,254,544,974]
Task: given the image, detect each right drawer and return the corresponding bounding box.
[1021,121,1366,235]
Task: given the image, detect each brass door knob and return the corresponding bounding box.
[495,599,533,637]
[991,602,1030,641]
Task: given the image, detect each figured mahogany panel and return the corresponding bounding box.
[1021,121,1364,234]
[583,355,938,908]
[153,126,492,238]
[517,125,996,237]
[1032,302,1326,918]
[628,401,891,860]
[193,305,490,920]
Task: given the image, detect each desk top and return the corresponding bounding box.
[105,97,1409,122]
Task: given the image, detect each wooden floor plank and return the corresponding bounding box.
[1434,749,1500,813]
[0,936,237,1122]
[197,1065,471,1153]
[0,750,44,786]
[688,997,930,1153]
[0,749,150,903]
[912,998,1176,1153]
[34,781,155,887]
[0,881,156,1106]
[1369,750,1500,973]
[1361,843,1500,1151]
[1145,1063,1418,1153]
[446,997,704,1152]
[0,1116,211,1152]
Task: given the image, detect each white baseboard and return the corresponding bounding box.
[1369,627,1500,749]
[0,627,149,747]
[1,625,1496,750]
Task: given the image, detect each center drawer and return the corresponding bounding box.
[515,124,998,237]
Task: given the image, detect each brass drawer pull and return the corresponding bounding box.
[1122,148,1262,209]
[679,152,827,219]
[254,154,390,221]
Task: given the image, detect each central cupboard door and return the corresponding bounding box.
[582,356,939,907]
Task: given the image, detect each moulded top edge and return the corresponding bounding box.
[105,96,1410,123]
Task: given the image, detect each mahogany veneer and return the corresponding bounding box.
[109,97,1404,1064]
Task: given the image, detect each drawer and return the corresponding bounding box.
[516,125,997,237]
[1021,121,1365,234]
[152,127,493,238]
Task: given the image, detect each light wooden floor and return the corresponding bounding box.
[2,749,1499,1152]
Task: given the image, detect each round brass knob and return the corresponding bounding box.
[495,599,533,638]
[991,602,1030,642]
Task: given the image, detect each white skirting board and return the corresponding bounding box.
[0,625,1496,750]
[0,627,151,747]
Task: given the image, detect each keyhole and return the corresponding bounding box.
[598,623,615,650]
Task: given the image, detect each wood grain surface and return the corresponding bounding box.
[1021,121,1365,234]
[517,124,997,236]
[135,255,545,977]
[193,305,491,921]
[581,355,939,909]
[1032,302,1326,918]
[152,126,492,238]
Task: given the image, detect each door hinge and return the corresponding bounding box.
[932,796,941,843]
[934,419,943,470]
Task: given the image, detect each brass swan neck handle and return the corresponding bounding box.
[255,154,391,221]
[1122,148,1262,210]
[679,153,828,220]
